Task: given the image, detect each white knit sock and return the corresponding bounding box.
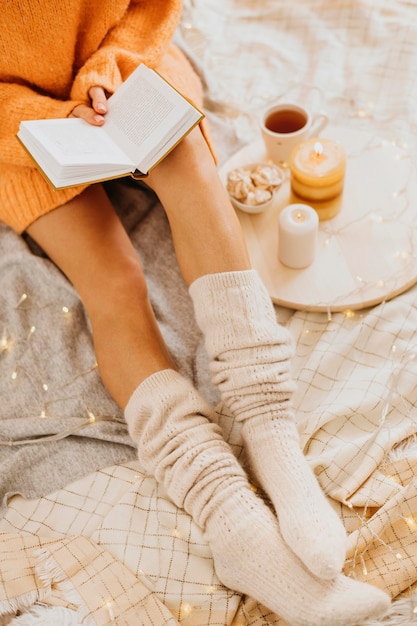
[124,369,390,625]
[207,496,390,626]
[189,270,347,580]
[125,369,249,529]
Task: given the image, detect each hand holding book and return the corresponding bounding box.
[17,64,204,189]
[70,85,109,126]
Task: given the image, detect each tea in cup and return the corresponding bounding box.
[260,102,328,165]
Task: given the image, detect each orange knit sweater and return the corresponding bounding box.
[0,0,208,233]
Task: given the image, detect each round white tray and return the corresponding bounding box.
[220,126,417,312]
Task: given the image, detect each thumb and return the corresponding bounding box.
[89,86,108,115]
[70,103,106,126]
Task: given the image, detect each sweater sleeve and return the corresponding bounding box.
[1,0,183,169]
[70,0,183,102]
[0,83,84,168]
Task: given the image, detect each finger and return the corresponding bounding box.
[89,86,108,115]
[70,103,105,126]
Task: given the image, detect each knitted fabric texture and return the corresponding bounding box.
[0,0,210,232]
[189,269,348,580]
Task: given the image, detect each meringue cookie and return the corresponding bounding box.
[251,163,284,188]
[227,162,284,207]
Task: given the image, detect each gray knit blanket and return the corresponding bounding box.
[0,177,222,513]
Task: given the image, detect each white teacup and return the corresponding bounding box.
[260,102,328,165]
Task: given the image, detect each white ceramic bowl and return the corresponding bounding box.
[229,193,275,214]
[226,161,285,214]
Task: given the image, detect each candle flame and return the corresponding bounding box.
[293,210,306,223]
[314,141,323,156]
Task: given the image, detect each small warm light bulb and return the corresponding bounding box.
[62,306,70,314]
[11,370,17,380]
[105,601,115,621]
[17,293,28,306]
[396,552,403,560]
[404,516,417,530]
[356,101,374,118]
[343,309,355,319]
[388,474,400,484]
[371,212,383,223]
[40,410,47,419]
[87,410,96,423]
[181,603,193,616]
[42,383,49,391]
[0,336,8,351]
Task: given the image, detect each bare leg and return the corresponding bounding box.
[145,127,251,284]
[27,184,175,408]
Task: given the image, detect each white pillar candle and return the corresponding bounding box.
[278,203,319,269]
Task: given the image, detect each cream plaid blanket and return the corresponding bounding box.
[1,387,417,624]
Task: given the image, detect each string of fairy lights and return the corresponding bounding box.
[0,291,123,446]
[341,347,417,588]
[280,130,417,316]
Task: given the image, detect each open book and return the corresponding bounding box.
[17,64,204,189]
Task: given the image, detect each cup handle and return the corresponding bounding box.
[307,111,328,137]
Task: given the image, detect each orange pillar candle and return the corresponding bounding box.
[290,137,346,206]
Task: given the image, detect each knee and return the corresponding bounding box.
[146,126,217,190]
[108,253,148,298]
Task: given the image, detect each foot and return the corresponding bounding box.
[206,486,390,626]
[242,414,347,579]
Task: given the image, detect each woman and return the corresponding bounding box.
[0,1,390,624]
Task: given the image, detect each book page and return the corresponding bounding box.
[109,77,175,147]
[32,118,135,166]
[19,118,135,167]
[104,65,201,168]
